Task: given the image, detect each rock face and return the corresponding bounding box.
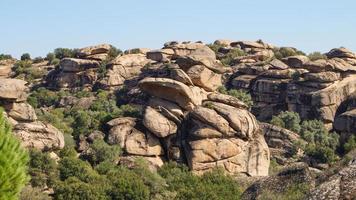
[139,77,207,111]
[227,45,356,126]
[261,123,304,164]
[308,156,356,200]
[100,53,152,88]
[0,78,65,151]
[13,122,65,151]
[135,43,270,175]
[107,117,164,169]
[0,78,28,101]
[241,163,315,200]
[0,59,15,78]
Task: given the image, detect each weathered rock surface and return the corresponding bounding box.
[241,163,315,200]
[0,78,28,101]
[261,123,304,163]
[0,59,15,78]
[107,117,164,157]
[308,157,356,200]
[78,43,111,58]
[13,122,65,151]
[186,65,222,91]
[143,106,177,138]
[6,102,37,122]
[101,53,151,87]
[138,77,207,110]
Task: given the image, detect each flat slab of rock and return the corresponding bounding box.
[78,43,111,57]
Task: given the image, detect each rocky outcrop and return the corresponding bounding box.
[308,156,356,200]
[13,122,65,151]
[0,78,28,101]
[107,117,165,169]
[261,123,304,164]
[241,163,315,200]
[0,78,65,151]
[0,59,15,78]
[228,45,356,126]
[77,43,112,61]
[100,53,152,88]
[138,77,207,111]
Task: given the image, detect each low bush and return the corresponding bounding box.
[218,86,253,107]
[270,111,301,133]
[308,52,327,61]
[221,48,246,66]
[273,47,305,59]
[21,53,31,61]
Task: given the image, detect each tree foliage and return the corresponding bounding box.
[0,108,29,200]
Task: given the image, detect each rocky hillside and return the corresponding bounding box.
[0,40,355,199]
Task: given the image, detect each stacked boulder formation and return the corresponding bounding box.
[0,78,64,151]
[106,42,270,176]
[47,44,112,89]
[223,41,356,130]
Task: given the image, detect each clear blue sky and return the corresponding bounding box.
[1,0,356,58]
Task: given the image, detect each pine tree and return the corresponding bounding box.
[0,108,29,200]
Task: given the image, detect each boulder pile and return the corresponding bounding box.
[46,44,112,89]
[0,78,64,151]
[220,41,356,130]
[104,41,270,175]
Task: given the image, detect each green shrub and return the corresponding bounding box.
[158,162,241,200]
[53,177,108,200]
[259,183,309,200]
[21,53,31,61]
[0,108,29,200]
[107,46,122,60]
[0,54,12,60]
[59,146,77,158]
[54,48,77,59]
[58,157,99,182]
[132,158,167,197]
[221,48,247,66]
[308,52,327,61]
[37,108,74,135]
[28,150,58,188]
[84,139,121,166]
[218,86,253,107]
[270,111,301,133]
[46,53,55,62]
[344,135,356,153]
[107,167,150,200]
[20,185,51,200]
[50,58,60,66]
[207,43,226,55]
[273,47,305,59]
[13,60,45,82]
[30,86,59,105]
[300,120,339,163]
[33,57,44,63]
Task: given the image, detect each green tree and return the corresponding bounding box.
[308,52,327,61]
[218,86,253,107]
[28,149,58,187]
[0,108,29,200]
[0,54,12,60]
[270,111,301,133]
[83,139,121,166]
[21,53,31,61]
